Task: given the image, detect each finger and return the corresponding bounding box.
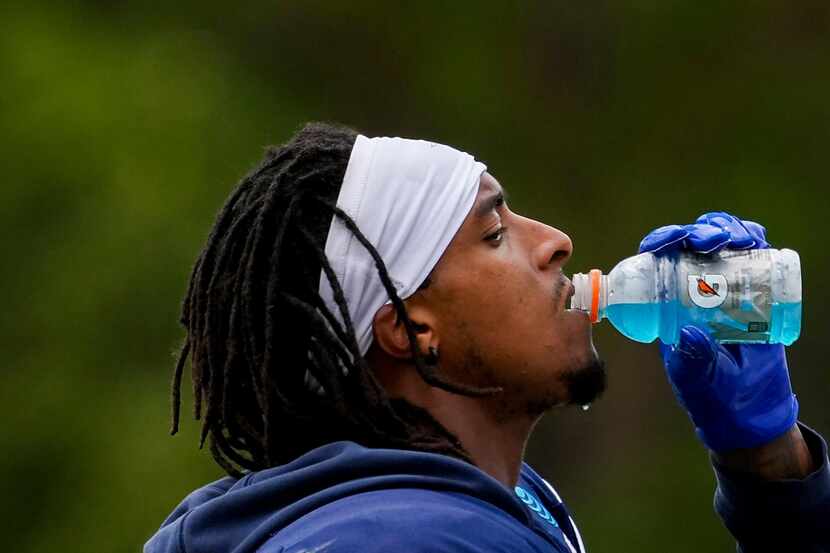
[683,223,731,254]
[741,219,770,248]
[638,224,689,254]
[696,212,756,249]
[664,325,717,388]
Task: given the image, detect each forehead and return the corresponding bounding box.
[478,172,502,197]
[470,171,505,220]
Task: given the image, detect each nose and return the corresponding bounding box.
[526,217,573,271]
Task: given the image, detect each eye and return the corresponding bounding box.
[485,226,507,244]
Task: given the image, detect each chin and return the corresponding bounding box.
[563,354,607,407]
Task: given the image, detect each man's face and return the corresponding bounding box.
[418,172,604,415]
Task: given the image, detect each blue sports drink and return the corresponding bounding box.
[571,249,802,345]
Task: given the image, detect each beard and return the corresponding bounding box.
[445,327,608,419]
[515,355,607,418]
[561,356,607,407]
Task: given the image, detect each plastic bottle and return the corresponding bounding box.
[570,248,802,345]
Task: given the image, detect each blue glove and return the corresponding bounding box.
[639,211,798,452]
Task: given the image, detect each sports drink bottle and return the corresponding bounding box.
[570,248,802,345]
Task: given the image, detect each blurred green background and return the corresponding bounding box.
[2,1,828,551]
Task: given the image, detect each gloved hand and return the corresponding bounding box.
[639,212,799,453]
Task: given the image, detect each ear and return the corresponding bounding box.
[371,302,436,360]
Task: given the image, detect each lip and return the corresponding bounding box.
[565,280,575,311]
[555,276,575,311]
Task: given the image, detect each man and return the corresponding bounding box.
[145,122,829,553]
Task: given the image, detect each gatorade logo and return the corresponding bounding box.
[688,274,728,308]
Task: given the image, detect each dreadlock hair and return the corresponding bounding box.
[169,122,500,478]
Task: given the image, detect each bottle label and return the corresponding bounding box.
[676,250,774,343]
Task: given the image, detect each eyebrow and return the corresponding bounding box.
[474,186,508,218]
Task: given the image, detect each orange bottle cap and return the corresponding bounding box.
[589,269,601,323]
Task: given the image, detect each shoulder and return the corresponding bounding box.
[258,488,547,553]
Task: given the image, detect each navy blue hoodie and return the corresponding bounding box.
[144,441,585,553]
[145,424,830,553]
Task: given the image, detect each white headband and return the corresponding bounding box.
[305,135,486,394]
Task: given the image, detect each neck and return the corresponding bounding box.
[423,392,539,488]
[368,352,540,489]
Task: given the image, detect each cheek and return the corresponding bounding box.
[431,260,518,346]
[465,284,544,359]
[460,262,524,326]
